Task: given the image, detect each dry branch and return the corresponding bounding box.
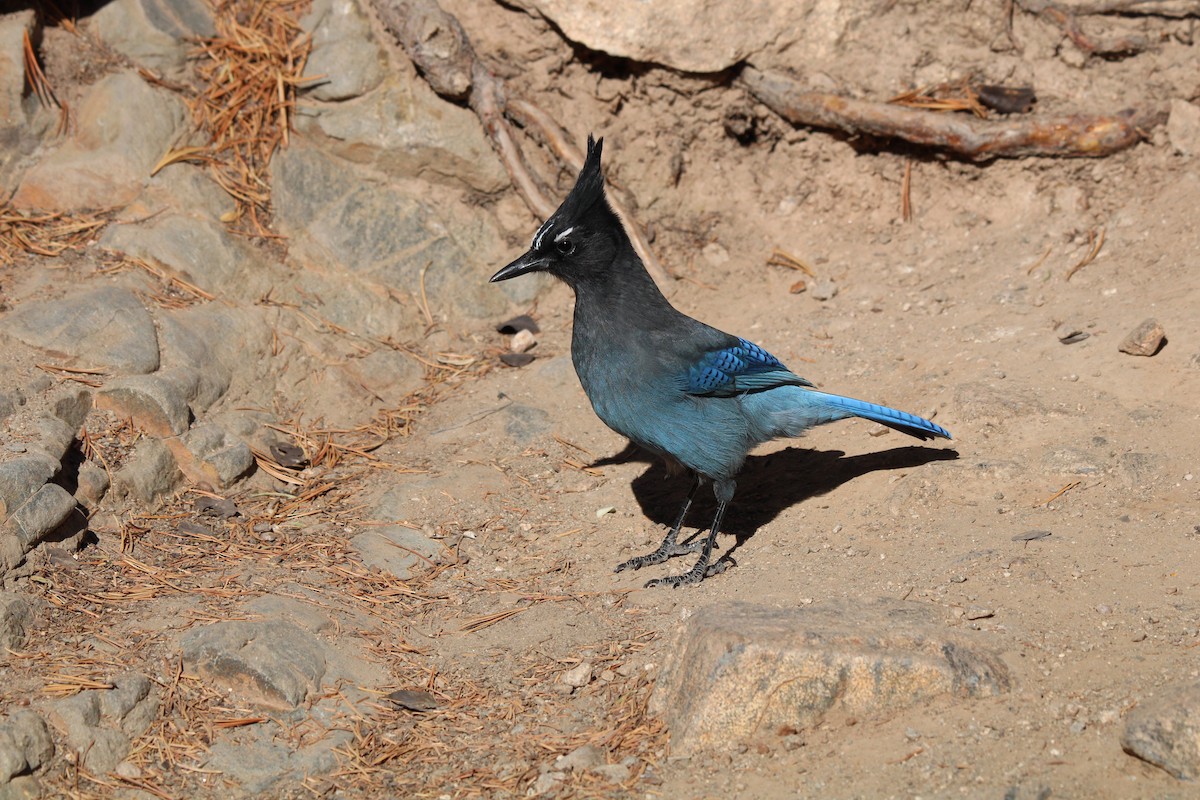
[742,67,1166,161]
[1017,0,1200,16]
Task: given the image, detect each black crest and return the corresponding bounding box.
[557,135,608,222]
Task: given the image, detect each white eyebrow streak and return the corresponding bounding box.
[553,226,575,242]
[531,218,555,250]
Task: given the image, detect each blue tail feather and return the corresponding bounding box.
[811,392,951,441]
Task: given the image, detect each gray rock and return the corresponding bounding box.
[0,11,35,126]
[1,285,159,374]
[96,374,191,437]
[553,744,604,772]
[244,595,335,634]
[1122,681,1200,780]
[180,620,328,710]
[182,425,254,487]
[100,673,159,737]
[0,12,55,192]
[49,675,155,775]
[111,439,182,504]
[0,389,21,422]
[51,387,93,430]
[271,145,507,328]
[12,70,187,211]
[91,0,214,78]
[0,484,78,565]
[1167,99,1200,157]
[530,770,565,795]
[298,69,507,192]
[341,348,424,407]
[0,593,32,651]
[27,414,76,463]
[0,711,53,784]
[351,525,441,578]
[136,162,237,224]
[75,461,110,508]
[505,404,551,444]
[204,725,351,795]
[591,761,632,783]
[809,278,839,301]
[157,304,272,411]
[301,0,386,101]
[504,0,860,73]
[0,455,60,519]
[101,213,273,298]
[651,599,1011,753]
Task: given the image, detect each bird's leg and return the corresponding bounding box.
[614,478,702,573]
[645,479,734,588]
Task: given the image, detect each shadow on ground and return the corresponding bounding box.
[594,443,959,556]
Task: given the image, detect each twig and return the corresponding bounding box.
[1039,6,1150,56]
[742,67,1166,161]
[1025,244,1054,275]
[1016,0,1200,17]
[1037,480,1080,506]
[901,159,914,222]
[1065,227,1105,280]
[418,261,435,329]
[765,249,816,277]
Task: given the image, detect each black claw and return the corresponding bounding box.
[613,539,703,574]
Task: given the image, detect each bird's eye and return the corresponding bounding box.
[556,238,575,255]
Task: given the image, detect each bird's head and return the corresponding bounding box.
[490,135,625,288]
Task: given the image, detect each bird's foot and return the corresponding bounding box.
[613,538,703,573]
[642,555,731,588]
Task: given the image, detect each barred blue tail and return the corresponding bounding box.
[810,391,952,441]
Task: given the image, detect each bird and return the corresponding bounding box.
[490,135,951,587]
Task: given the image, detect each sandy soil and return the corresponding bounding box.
[4,1,1199,797]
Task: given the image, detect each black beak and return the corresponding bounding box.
[490,250,547,283]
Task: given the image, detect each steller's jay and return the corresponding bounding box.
[491,136,951,587]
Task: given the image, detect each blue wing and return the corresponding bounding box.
[684,338,815,397]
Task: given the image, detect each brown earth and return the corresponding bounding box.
[3,0,1200,798]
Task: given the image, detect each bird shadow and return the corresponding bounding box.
[592,442,959,563]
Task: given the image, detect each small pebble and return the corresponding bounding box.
[530,771,564,794]
[965,606,995,620]
[1013,529,1052,542]
[554,744,603,772]
[810,279,839,301]
[561,661,593,688]
[496,314,539,334]
[499,352,534,367]
[1118,318,1165,356]
[510,328,536,353]
[591,762,631,782]
[1055,322,1090,345]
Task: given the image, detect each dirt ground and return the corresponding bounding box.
[4,0,1200,797]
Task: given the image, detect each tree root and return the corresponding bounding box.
[741,66,1166,161]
